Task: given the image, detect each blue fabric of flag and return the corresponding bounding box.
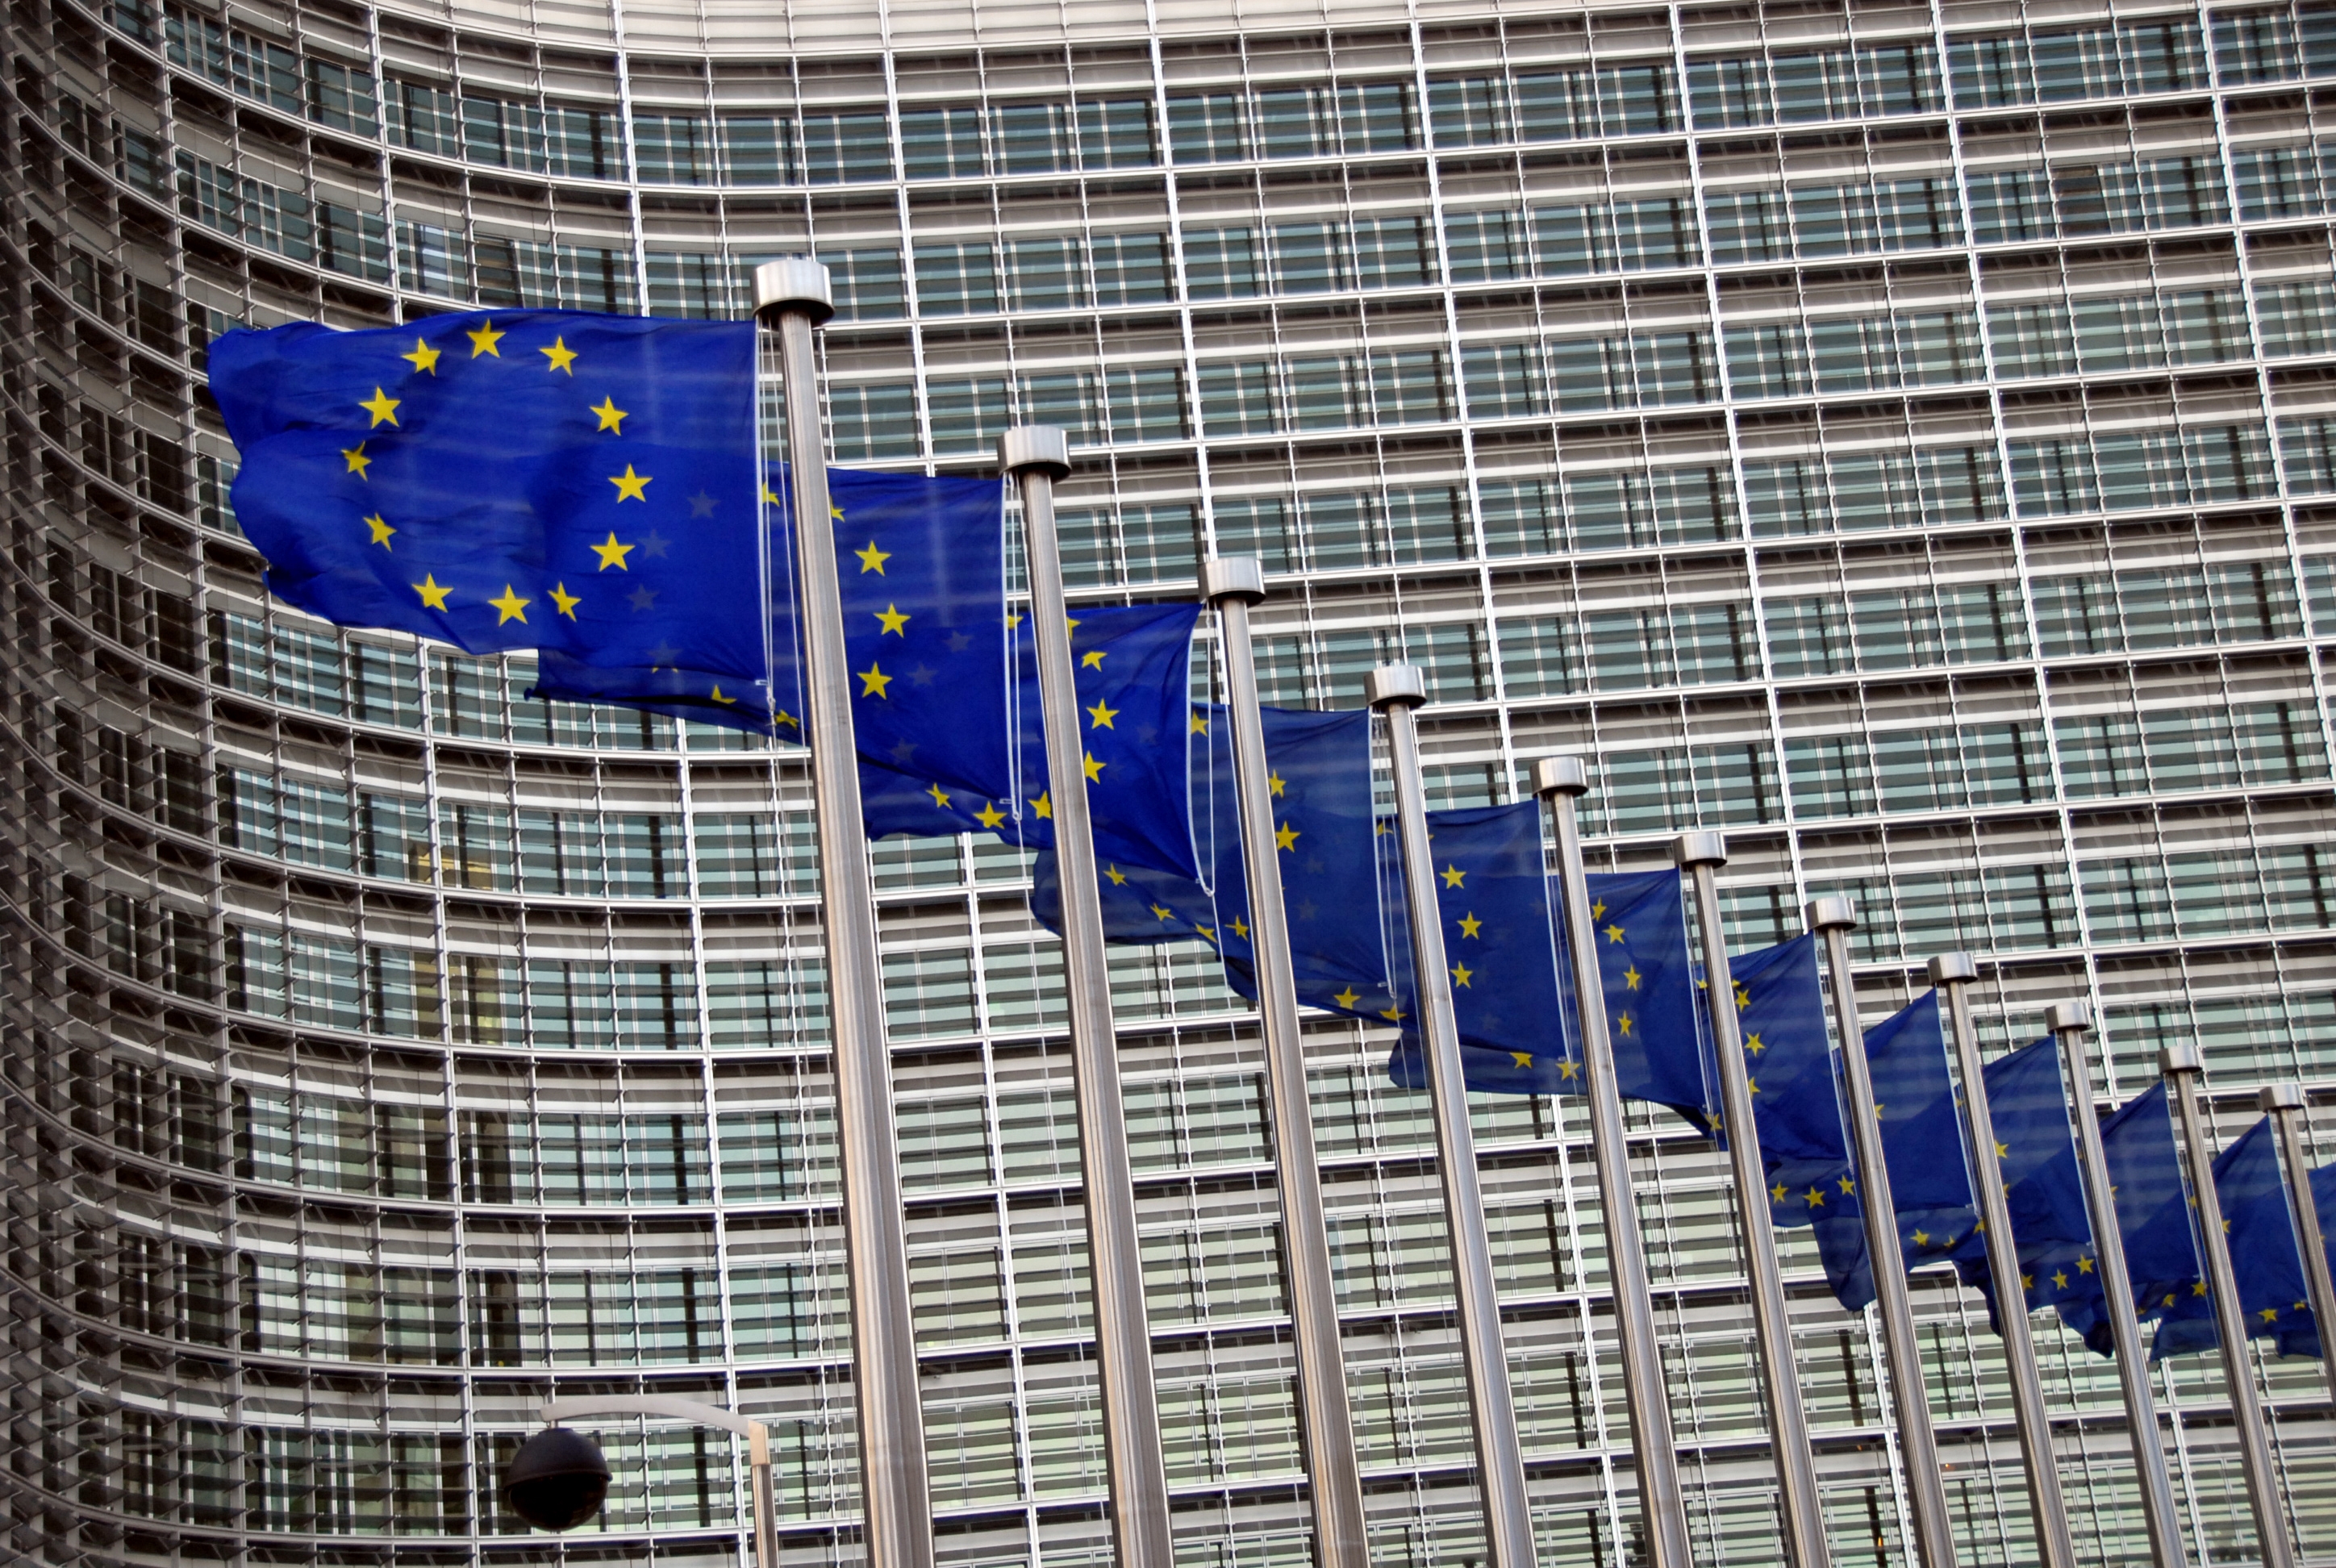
[853,603,1201,877]
[2151,1119,2325,1362]
[1729,938,1867,1276]
[2051,1082,2200,1355]
[1951,1037,2100,1326]
[1565,869,1706,1120]
[1810,990,1979,1312]
[1382,802,1575,1095]
[208,311,764,678]
[1032,705,1387,1009]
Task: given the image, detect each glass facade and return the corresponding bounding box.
[7,0,2336,1564]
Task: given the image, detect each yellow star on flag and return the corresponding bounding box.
[857,663,892,699]
[1624,965,1641,990]
[2076,1256,2094,1274]
[1082,753,1105,782]
[1456,912,1482,937]
[1030,792,1053,819]
[1590,899,1606,920]
[1087,699,1118,728]
[926,782,951,809]
[1267,771,1285,797]
[1440,865,1466,888]
[1190,711,1208,734]
[975,802,1007,829]
[1746,1032,1765,1055]
[342,441,371,477]
[856,540,891,573]
[592,532,635,570]
[590,397,627,432]
[402,338,440,374]
[467,319,505,357]
[412,574,451,610]
[1805,1187,1824,1207]
[1150,903,1174,922]
[710,686,737,705]
[489,585,531,624]
[2052,1270,2069,1290]
[1912,1230,1930,1247]
[360,387,400,427]
[1604,924,1625,943]
[609,465,652,502]
[874,604,910,636]
[2262,1306,2281,1322]
[1333,986,1360,1009]
[1511,1052,1533,1069]
[1838,1176,1855,1194]
[548,582,582,619]
[364,514,394,548]
[1081,649,1106,669]
[1771,1182,1790,1203]
[1379,1003,1405,1022]
[1104,865,1127,886]
[1274,822,1299,851]
[1558,1061,1580,1079]
[540,337,578,373]
[1230,918,1249,939]
[1451,962,1473,988]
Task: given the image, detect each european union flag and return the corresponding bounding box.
[532,465,1011,780]
[1812,990,1979,1312]
[1729,939,1867,1270]
[1035,705,1387,1009]
[856,602,1200,878]
[1383,802,1575,1095]
[1562,869,1707,1124]
[209,311,764,678]
[1953,1037,2100,1325]
[2151,1118,2325,1361]
[2053,1082,2200,1355]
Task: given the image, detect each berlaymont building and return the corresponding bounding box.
[11,0,2336,1565]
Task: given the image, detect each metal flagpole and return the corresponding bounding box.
[2259,1082,2336,1411]
[2044,1002,2186,1568]
[999,427,1175,1568]
[2160,1045,2298,1568]
[1927,954,2075,1568]
[753,259,933,1568]
[1533,758,1691,1568]
[1804,899,1954,1568]
[1366,664,1536,1568]
[1672,835,1828,1568]
[1200,557,1369,1568]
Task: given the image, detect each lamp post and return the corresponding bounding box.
[506,1395,777,1568]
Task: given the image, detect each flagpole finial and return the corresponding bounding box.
[1925,952,1976,985]
[2159,1043,2203,1076]
[2044,999,2092,1034]
[1531,755,1588,798]
[2262,1082,2306,1111]
[1671,830,1725,868]
[751,257,835,325]
[999,424,1071,478]
[1804,895,1855,932]
[1364,663,1426,710]
[1199,556,1266,605]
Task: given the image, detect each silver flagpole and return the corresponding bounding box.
[1533,758,1692,1568]
[1366,664,1536,1568]
[1200,557,1369,1568]
[1672,836,1828,1568]
[2160,1045,2298,1568]
[1927,954,2075,1568]
[1000,428,1175,1568]
[2045,1001,2186,1568]
[2259,1082,2336,1411]
[753,259,933,1568]
[1804,899,1954,1568]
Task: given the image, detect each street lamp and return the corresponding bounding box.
[505,1393,777,1567]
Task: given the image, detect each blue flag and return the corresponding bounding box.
[857,602,1202,878]
[1952,1037,2100,1325]
[1565,869,1707,1121]
[1729,939,1867,1276]
[2050,1083,2197,1353]
[208,311,764,679]
[1033,705,1389,1009]
[1382,803,1575,1095]
[2152,1119,2324,1361]
[1811,990,1980,1311]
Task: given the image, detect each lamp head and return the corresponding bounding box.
[506,1425,611,1532]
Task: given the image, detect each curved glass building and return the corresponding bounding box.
[8,0,2336,1562]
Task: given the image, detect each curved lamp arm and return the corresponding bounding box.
[542,1395,761,1440]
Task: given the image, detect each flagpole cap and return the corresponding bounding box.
[1199,557,1266,606]
[1364,663,1427,711]
[2260,1082,2305,1112]
[1804,895,1856,933]
[999,425,1071,479]
[2159,1043,2204,1076]
[1671,831,1726,868]
[1532,756,1588,799]
[2045,999,2093,1035]
[752,258,836,325]
[1925,953,1977,986]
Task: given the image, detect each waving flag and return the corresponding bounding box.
[2152,1119,2324,1361]
[1563,869,1706,1122]
[209,310,763,678]
[2053,1082,2200,1354]
[1729,938,1866,1263]
[1952,1037,2100,1326]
